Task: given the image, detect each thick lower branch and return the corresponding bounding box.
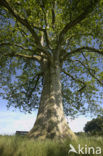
[1,52,41,62]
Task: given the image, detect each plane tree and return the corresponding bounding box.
[0,0,103,139]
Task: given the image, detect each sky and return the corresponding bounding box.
[0,98,92,135]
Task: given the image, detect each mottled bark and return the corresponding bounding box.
[28,59,76,140]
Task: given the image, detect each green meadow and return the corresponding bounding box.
[0,135,103,156]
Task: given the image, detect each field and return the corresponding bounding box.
[0,135,103,156]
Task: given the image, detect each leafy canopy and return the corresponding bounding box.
[0,0,103,117]
[84,116,103,135]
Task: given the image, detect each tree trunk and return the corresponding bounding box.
[28,59,76,140]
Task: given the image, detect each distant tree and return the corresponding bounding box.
[84,116,103,135]
[0,0,103,139]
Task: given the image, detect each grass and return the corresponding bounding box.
[0,135,103,156]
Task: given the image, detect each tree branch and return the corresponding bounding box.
[0,0,40,45]
[0,0,53,58]
[0,42,34,52]
[58,0,99,47]
[62,69,85,85]
[52,1,55,29]
[74,60,103,86]
[0,42,50,59]
[38,1,50,48]
[1,51,41,62]
[62,46,103,61]
[32,25,50,48]
[62,69,86,92]
[65,33,94,45]
[15,53,41,62]
[27,72,43,99]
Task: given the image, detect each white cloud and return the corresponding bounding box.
[0,111,37,135]
[68,116,91,132]
[0,110,92,135]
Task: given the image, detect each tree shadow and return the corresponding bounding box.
[0,146,4,156]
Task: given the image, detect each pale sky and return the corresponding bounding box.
[0,98,92,135]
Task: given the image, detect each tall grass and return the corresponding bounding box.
[0,135,103,156]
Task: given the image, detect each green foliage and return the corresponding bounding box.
[84,116,103,135]
[0,0,103,116]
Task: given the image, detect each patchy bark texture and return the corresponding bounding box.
[28,59,76,140]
